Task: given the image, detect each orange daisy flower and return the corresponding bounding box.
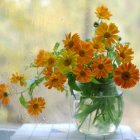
[90,37,106,53]
[43,67,53,78]
[27,97,45,116]
[10,72,26,86]
[96,22,119,47]
[34,50,56,68]
[116,44,134,63]
[75,41,94,64]
[46,53,56,68]
[34,50,49,67]
[63,33,80,51]
[0,84,11,105]
[95,5,112,20]
[73,65,93,83]
[114,63,139,88]
[44,70,66,92]
[91,55,113,79]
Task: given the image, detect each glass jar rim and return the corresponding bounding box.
[77,79,116,87]
[90,91,123,98]
[73,89,123,99]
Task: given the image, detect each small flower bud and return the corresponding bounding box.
[118,37,122,41]
[93,22,99,27]
[4,92,8,97]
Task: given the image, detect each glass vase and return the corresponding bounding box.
[71,81,123,136]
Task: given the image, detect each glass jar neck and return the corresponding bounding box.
[90,80,120,97]
[70,79,122,99]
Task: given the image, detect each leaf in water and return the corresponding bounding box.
[78,82,95,96]
[75,100,99,123]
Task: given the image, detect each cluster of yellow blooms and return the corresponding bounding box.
[0,5,139,116]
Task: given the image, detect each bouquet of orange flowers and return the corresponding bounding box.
[0,5,139,134]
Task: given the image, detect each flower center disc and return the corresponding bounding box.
[3,92,8,97]
[104,32,111,38]
[48,58,55,65]
[121,72,131,81]
[80,71,86,77]
[120,53,125,59]
[64,58,72,66]
[33,103,39,109]
[94,44,99,49]
[52,78,58,83]
[98,64,104,70]
[79,50,85,57]
[68,41,74,49]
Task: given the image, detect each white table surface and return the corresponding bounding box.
[10,124,137,140]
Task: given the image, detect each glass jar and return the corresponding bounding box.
[71,81,123,136]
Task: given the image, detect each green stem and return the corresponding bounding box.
[106,98,117,125]
[77,98,94,130]
[16,88,29,94]
[88,113,92,130]
[70,88,76,99]
[112,57,116,65]
[78,117,87,130]
[92,104,100,124]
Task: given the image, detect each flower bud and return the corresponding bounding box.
[118,37,122,41]
[93,22,99,27]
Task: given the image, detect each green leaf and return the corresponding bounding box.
[85,38,90,42]
[25,63,37,70]
[53,42,60,51]
[52,42,60,56]
[107,50,117,59]
[19,94,28,108]
[102,38,106,43]
[69,87,76,99]
[94,53,98,58]
[113,63,117,69]
[78,82,98,96]
[75,100,99,123]
[29,77,45,97]
[91,77,101,84]
[67,73,80,91]
[116,59,121,65]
